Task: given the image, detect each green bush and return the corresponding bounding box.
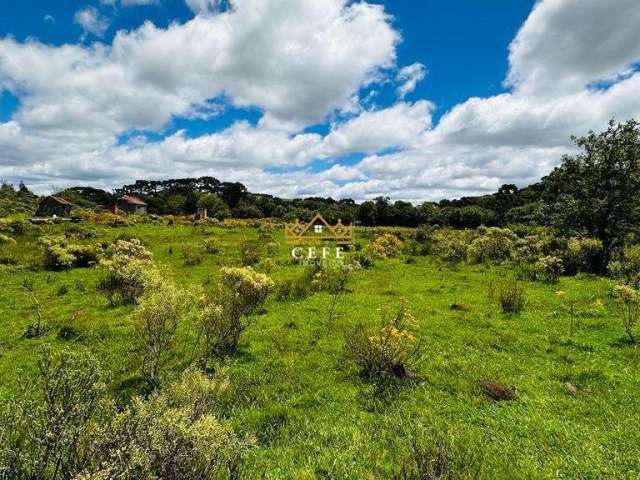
[535,255,564,283]
[133,278,184,387]
[196,267,274,358]
[39,235,100,270]
[0,347,106,480]
[364,233,403,259]
[202,237,221,254]
[613,284,640,343]
[181,243,204,266]
[609,244,640,287]
[240,239,263,266]
[563,238,603,274]
[497,281,526,314]
[467,227,516,264]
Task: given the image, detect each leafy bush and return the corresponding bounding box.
[0,347,106,480]
[535,255,564,283]
[467,227,516,264]
[344,299,421,379]
[609,244,640,288]
[0,233,16,245]
[364,233,404,259]
[497,281,526,314]
[97,239,156,305]
[0,355,249,480]
[133,278,184,387]
[83,369,249,480]
[276,276,311,301]
[39,235,100,270]
[196,268,274,358]
[202,237,221,254]
[353,249,376,269]
[257,257,276,273]
[181,243,204,266]
[613,284,640,343]
[563,238,603,274]
[431,229,472,264]
[240,239,263,266]
[220,267,274,318]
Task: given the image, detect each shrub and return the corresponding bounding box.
[563,238,603,274]
[467,227,516,264]
[613,284,640,343]
[202,237,221,254]
[220,267,274,318]
[39,235,100,270]
[97,239,156,306]
[353,250,376,269]
[257,257,276,273]
[240,239,263,266]
[97,256,156,306]
[181,243,204,266]
[133,279,184,387]
[276,276,311,301]
[0,347,105,480]
[364,233,403,259]
[196,268,274,358]
[84,370,250,480]
[497,281,526,314]
[431,229,472,264]
[535,255,564,283]
[344,299,421,379]
[511,235,543,265]
[0,233,16,245]
[105,238,152,260]
[609,244,640,287]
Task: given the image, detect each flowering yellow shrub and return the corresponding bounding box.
[364,233,403,259]
[344,299,421,379]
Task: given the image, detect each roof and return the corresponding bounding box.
[118,195,147,206]
[48,196,76,206]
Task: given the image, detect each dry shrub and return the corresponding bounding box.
[344,299,422,379]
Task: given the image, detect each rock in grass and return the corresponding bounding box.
[476,378,516,401]
[449,303,470,311]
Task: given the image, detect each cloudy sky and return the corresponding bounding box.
[1,0,639,202]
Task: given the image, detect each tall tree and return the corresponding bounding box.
[543,119,640,270]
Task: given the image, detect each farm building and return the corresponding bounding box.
[113,195,148,215]
[34,196,78,217]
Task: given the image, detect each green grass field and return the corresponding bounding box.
[1,220,639,479]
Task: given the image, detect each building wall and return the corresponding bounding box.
[35,198,72,217]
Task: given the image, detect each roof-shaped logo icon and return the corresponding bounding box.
[285,213,353,245]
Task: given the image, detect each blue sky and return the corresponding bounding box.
[0,0,639,201]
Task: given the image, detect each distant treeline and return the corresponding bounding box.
[48,176,553,229]
[3,119,639,265]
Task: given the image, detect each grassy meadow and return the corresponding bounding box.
[1,218,639,479]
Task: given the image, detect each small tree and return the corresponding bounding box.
[197,194,231,220]
[613,284,640,343]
